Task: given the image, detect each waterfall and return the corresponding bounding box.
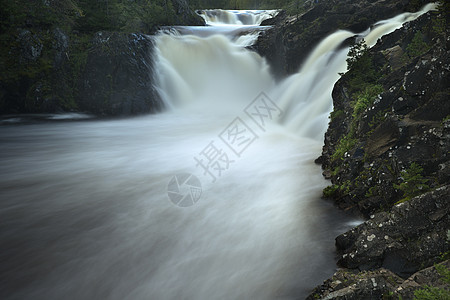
[197,9,278,26]
[0,5,437,300]
[155,4,437,140]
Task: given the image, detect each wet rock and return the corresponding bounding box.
[52,28,69,68]
[17,30,43,62]
[335,186,449,277]
[77,32,162,116]
[306,268,404,300]
[382,45,405,70]
[366,118,400,157]
[307,260,450,299]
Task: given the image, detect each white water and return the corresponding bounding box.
[0,6,435,300]
[198,9,278,26]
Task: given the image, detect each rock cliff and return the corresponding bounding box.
[304,3,449,299]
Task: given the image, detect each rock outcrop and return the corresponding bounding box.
[77,32,161,115]
[319,11,449,217]
[307,3,450,299]
[254,0,431,78]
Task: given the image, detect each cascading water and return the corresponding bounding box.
[198,9,278,26]
[0,5,436,300]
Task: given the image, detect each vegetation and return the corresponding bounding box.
[413,263,450,300]
[323,184,340,198]
[331,133,357,162]
[406,31,430,58]
[346,39,380,94]
[323,180,351,198]
[352,84,383,119]
[329,109,344,121]
[394,163,430,203]
[329,39,382,162]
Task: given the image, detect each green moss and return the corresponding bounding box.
[331,134,357,162]
[330,109,344,121]
[323,180,352,198]
[323,184,340,198]
[365,186,378,198]
[331,166,341,176]
[352,84,383,119]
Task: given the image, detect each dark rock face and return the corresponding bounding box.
[1,27,73,114]
[171,0,205,26]
[336,186,449,277]
[307,5,450,299]
[320,11,450,217]
[77,32,162,116]
[254,0,430,78]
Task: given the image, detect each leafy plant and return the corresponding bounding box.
[323,184,340,198]
[394,163,430,202]
[406,31,430,58]
[331,134,357,161]
[352,84,383,119]
[414,263,450,299]
[347,39,369,70]
[414,286,450,300]
[345,39,381,94]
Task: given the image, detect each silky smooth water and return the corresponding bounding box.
[0,5,436,300]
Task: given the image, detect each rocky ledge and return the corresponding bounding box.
[306,3,449,299]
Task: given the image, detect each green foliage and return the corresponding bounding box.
[73,0,178,33]
[365,186,378,198]
[414,286,450,300]
[369,110,388,129]
[432,1,449,37]
[352,84,383,119]
[435,264,450,284]
[329,109,344,121]
[414,263,450,300]
[347,39,369,70]
[331,133,357,161]
[346,39,381,94]
[323,184,340,198]
[406,31,430,58]
[323,180,352,198]
[328,41,384,165]
[394,163,430,202]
